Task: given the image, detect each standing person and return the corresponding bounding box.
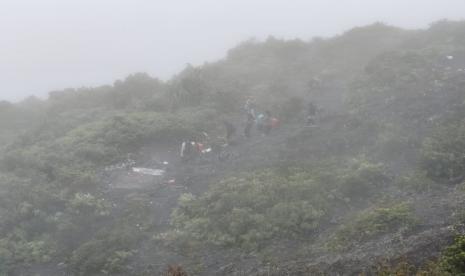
[256,113,265,134]
[306,102,318,126]
[180,140,190,163]
[263,110,273,135]
[271,116,280,129]
[244,110,255,138]
[180,139,199,162]
[223,120,236,144]
[244,98,256,116]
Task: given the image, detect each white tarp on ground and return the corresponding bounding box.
[104,159,136,171]
[132,167,165,176]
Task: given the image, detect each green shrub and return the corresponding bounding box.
[440,235,465,275]
[67,193,110,217]
[376,261,416,276]
[337,158,389,200]
[0,234,56,265]
[396,170,437,192]
[175,107,220,134]
[69,228,138,275]
[59,112,196,163]
[421,121,465,180]
[376,260,448,276]
[374,123,418,161]
[165,159,390,252]
[328,203,415,250]
[373,235,465,275]
[166,169,330,251]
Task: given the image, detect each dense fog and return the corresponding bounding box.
[1,2,465,276]
[2,0,465,101]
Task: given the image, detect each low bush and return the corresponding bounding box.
[167,169,330,251]
[58,112,197,163]
[0,233,56,266]
[440,235,465,275]
[328,203,415,250]
[68,228,139,275]
[165,159,389,252]
[375,235,465,275]
[337,158,389,200]
[376,260,447,276]
[421,120,465,181]
[396,170,437,192]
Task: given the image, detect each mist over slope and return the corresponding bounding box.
[1,20,465,275]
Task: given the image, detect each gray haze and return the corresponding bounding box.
[1,0,464,102]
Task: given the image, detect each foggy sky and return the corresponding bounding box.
[1,0,465,102]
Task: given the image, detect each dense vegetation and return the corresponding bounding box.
[1,20,465,275]
[166,160,389,252]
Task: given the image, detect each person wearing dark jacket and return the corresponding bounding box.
[306,102,317,126]
[244,111,255,138]
[223,120,236,144]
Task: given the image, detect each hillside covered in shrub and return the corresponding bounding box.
[1,20,465,275]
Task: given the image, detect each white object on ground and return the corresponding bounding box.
[202,148,212,153]
[447,55,454,60]
[132,167,165,176]
[163,161,169,165]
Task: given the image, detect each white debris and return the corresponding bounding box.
[447,55,454,60]
[163,161,169,165]
[202,148,212,153]
[104,159,136,171]
[132,167,165,176]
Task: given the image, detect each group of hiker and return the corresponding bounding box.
[242,98,280,138]
[180,132,211,163]
[223,98,281,145]
[179,97,319,163]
